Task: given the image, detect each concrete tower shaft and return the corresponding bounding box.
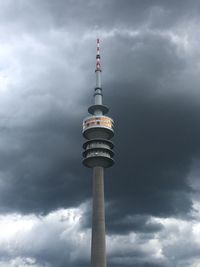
[91,166,106,267]
[82,39,114,267]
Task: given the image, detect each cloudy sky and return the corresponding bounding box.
[0,0,200,266]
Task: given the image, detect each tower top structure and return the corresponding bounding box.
[82,38,114,168]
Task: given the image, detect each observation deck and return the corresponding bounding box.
[82,115,114,140]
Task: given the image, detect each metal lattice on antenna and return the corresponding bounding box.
[96,38,101,72]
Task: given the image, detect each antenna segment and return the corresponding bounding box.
[96,38,101,72]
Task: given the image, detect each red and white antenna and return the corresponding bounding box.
[96,38,102,72]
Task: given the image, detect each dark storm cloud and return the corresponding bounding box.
[1,0,200,35]
[107,214,163,235]
[104,32,200,220]
[109,263,164,267]
[0,0,199,222]
[0,108,91,214]
[81,203,163,235]
[0,1,200,266]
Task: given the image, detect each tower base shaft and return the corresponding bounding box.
[91,166,106,267]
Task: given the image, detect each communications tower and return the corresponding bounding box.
[82,39,114,267]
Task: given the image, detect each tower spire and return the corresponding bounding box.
[94,38,102,106]
[88,38,109,115]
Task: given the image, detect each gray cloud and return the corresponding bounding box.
[0,0,200,266]
[104,32,200,218]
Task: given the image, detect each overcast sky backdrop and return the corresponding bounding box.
[0,0,200,266]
